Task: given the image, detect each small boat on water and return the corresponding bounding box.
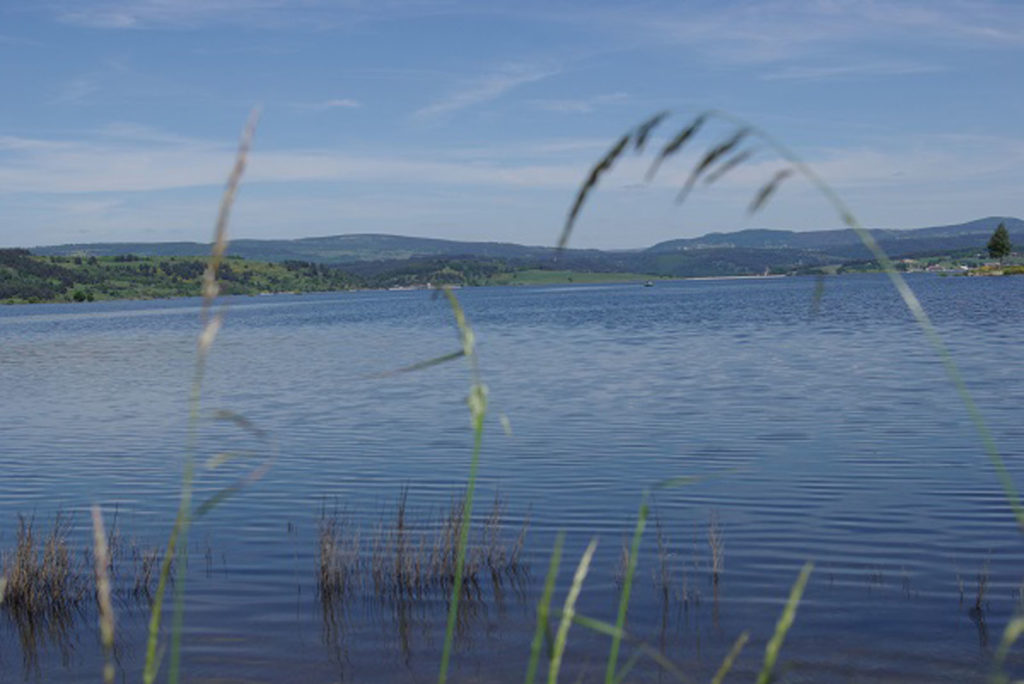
[643,280,654,287]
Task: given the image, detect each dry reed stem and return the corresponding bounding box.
[708,511,724,585]
[317,493,528,603]
[91,506,116,684]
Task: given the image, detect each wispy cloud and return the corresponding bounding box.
[0,129,583,194]
[762,61,945,81]
[292,98,362,112]
[531,92,628,114]
[0,33,46,47]
[52,0,306,29]
[4,126,1024,204]
[582,0,1024,66]
[48,0,464,30]
[54,76,99,104]
[413,63,558,119]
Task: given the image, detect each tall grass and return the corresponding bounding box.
[437,287,488,684]
[562,108,1021,532]
[143,108,261,684]
[39,105,1017,683]
[555,108,1021,680]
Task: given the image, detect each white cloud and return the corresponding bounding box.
[413,63,558,119]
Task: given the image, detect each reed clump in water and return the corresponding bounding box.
[317,491,528,603]
[1,514,85,621]
[1,512,167,616]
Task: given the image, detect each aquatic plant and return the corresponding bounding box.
[0,514,84,622]
[316,491,528,603]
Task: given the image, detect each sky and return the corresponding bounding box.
[1,0,1023,249]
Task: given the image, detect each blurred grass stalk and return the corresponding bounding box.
[437,287,488,684]
[558,108,1021,679]
[143,109,259,684]
[563,108,1021,531]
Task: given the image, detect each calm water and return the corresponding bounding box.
[2,273,1024,683]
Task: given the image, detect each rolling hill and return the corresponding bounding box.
[29,216,1021,279]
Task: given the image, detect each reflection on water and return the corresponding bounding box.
[2,274,1024,681]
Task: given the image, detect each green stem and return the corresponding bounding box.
[605,498,648,684]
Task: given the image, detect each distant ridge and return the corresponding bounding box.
[647,216,1024,259]
[30,217,1021,278]
[31,233,597,263]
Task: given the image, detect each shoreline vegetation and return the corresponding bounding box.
[0,248,734,305]
[2,247,1020,306]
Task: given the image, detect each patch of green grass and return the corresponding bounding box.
[487,269,665,286]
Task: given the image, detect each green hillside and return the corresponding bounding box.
[0,251,359,304]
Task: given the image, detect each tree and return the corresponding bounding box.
[987,222,1012,260]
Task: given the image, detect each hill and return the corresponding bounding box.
[647,217,1023,261]
[0,251,360,304]
[26,216,1021,282]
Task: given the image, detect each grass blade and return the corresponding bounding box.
[525,532,565,684]
[633,110,671,152]
[438,287,487,684]
[368,349,465,379]
[756,562,812,684]
[605,499,648,684]
[213,409,269,439]
[711,631,749,684]
[549,538,598,684]
[144,107,259,684]
[747,168,793,215]
[703,148,756,186]
[560,134,631,251]
[646,114,707,181]
[569,613,693,684]
[91,506,116,684]
[990,615,1024,684]
[613,649,644,684]
[675,128,749,204]
[195,412,276,517]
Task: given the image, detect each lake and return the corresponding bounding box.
[2,273,1023,683]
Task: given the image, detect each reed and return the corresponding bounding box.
[708,510,724,586]
[316,490,529,603]
[0,514,84,620]
[975,562,991,614]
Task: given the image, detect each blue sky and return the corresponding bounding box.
[1,0,1023,249]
